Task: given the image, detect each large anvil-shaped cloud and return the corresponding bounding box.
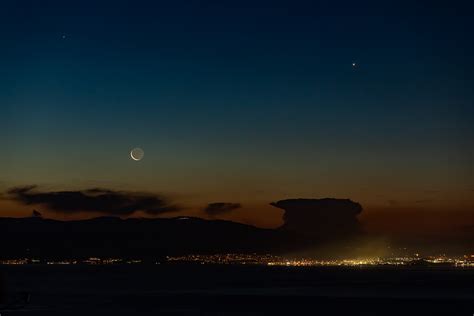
[7,185,179,216]
[271,198,363,238]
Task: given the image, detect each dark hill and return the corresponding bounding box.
[1,198,368,259]
[0,216,286,259]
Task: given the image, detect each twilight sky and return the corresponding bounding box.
[1,1,473,234]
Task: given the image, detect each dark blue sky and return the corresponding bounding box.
[1,1,473,227]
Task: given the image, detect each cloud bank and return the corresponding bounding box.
[7,185,179,216]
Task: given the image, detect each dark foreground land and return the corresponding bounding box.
[1,265,473,315]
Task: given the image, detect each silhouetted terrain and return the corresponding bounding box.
[1,198,367,259]
[0,216,287,259]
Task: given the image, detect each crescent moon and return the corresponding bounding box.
[130,151,139,161]
[130,148,144,161]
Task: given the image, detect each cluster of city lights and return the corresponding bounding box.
[166,253,277,265]
[0,257,143,265]
[1,254,473,267]
[166,254,474,267]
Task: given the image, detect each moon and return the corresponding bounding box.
[130,148,144,161]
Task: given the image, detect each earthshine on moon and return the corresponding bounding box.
[130,148,144,161]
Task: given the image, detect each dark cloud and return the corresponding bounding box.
[271,198,363,239]
[7,185,179,216]
[203,202,241,216]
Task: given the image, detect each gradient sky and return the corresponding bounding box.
[1,1,473,233]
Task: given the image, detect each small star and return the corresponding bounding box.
[352,62,357,67]
[61,34,67,39]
